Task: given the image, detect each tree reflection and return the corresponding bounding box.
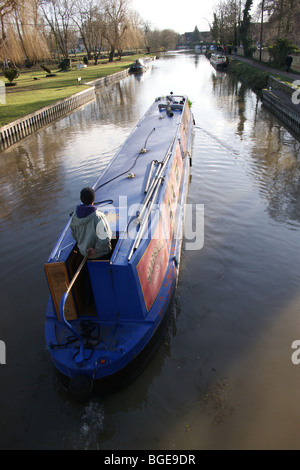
[0,130,65,225]
[250,115,300,225]
[210,70,300,226]
[0,77,142,228]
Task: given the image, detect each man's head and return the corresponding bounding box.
[80,187,95,205]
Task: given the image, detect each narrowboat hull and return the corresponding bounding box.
[54,288,176,401]
[44,94,194,401]
[210,54,228,69]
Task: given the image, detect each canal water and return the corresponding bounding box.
[0,52,300,450]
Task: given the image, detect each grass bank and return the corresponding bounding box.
[0,55,148,127]
[228,59,270,90]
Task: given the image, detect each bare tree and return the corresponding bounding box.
[145,28,161,52]
[102,0,129,61]
[144,28,178,52]
[263,0,300,41]
[159,29,178,51]
[211,0,249,46]
[40,0,77,58]
[142,20,152,53]
[74,0,106,61]
[215,0,300,48]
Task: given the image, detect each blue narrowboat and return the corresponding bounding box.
[44,94,194,401]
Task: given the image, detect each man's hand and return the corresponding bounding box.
[86,247,97,257]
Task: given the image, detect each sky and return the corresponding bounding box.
[130,0,217,34]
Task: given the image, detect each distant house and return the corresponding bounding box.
[201,31,213,43]
[185,32,193,45]
[178,30,213,48]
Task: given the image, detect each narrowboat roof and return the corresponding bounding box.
[47,95,189,266]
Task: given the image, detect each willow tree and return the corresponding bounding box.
[0,0,50,64]
[0,0,20,63]
[115,8,143,57]
[0,0,17,46]
[13,0,50,64]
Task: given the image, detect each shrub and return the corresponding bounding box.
[59,58,71,71]
[249,46,257,57]
[229,60,269,89]
[268,38,296,68]
[3,68,19,83]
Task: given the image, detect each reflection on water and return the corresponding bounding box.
[0,53,300,450]
[250,119,300,226]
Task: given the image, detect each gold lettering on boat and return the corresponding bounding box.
[147,239,164,284]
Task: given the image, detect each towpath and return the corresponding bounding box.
[231,54,300,81]
[231,55,300,135]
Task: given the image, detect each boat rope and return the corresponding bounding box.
[72,321,101,362]
[141,127,156,152]
[51,320,101,362]
[94,199,114,206]
[94,127,156,192]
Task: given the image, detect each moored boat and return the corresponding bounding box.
[44,93,194,401]
[129,57,152,74]
[210,53,228,69]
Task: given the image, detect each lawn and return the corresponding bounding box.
[0,55,146,127]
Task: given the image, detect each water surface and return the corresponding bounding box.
[0,52,300,450]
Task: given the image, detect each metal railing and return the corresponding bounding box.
[59,254,88,364]
[127,135,177,260]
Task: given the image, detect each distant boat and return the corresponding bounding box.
[195,45,201,53]
[44,94,195,401]
[210,53,228,69]
[129,57,153,74]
